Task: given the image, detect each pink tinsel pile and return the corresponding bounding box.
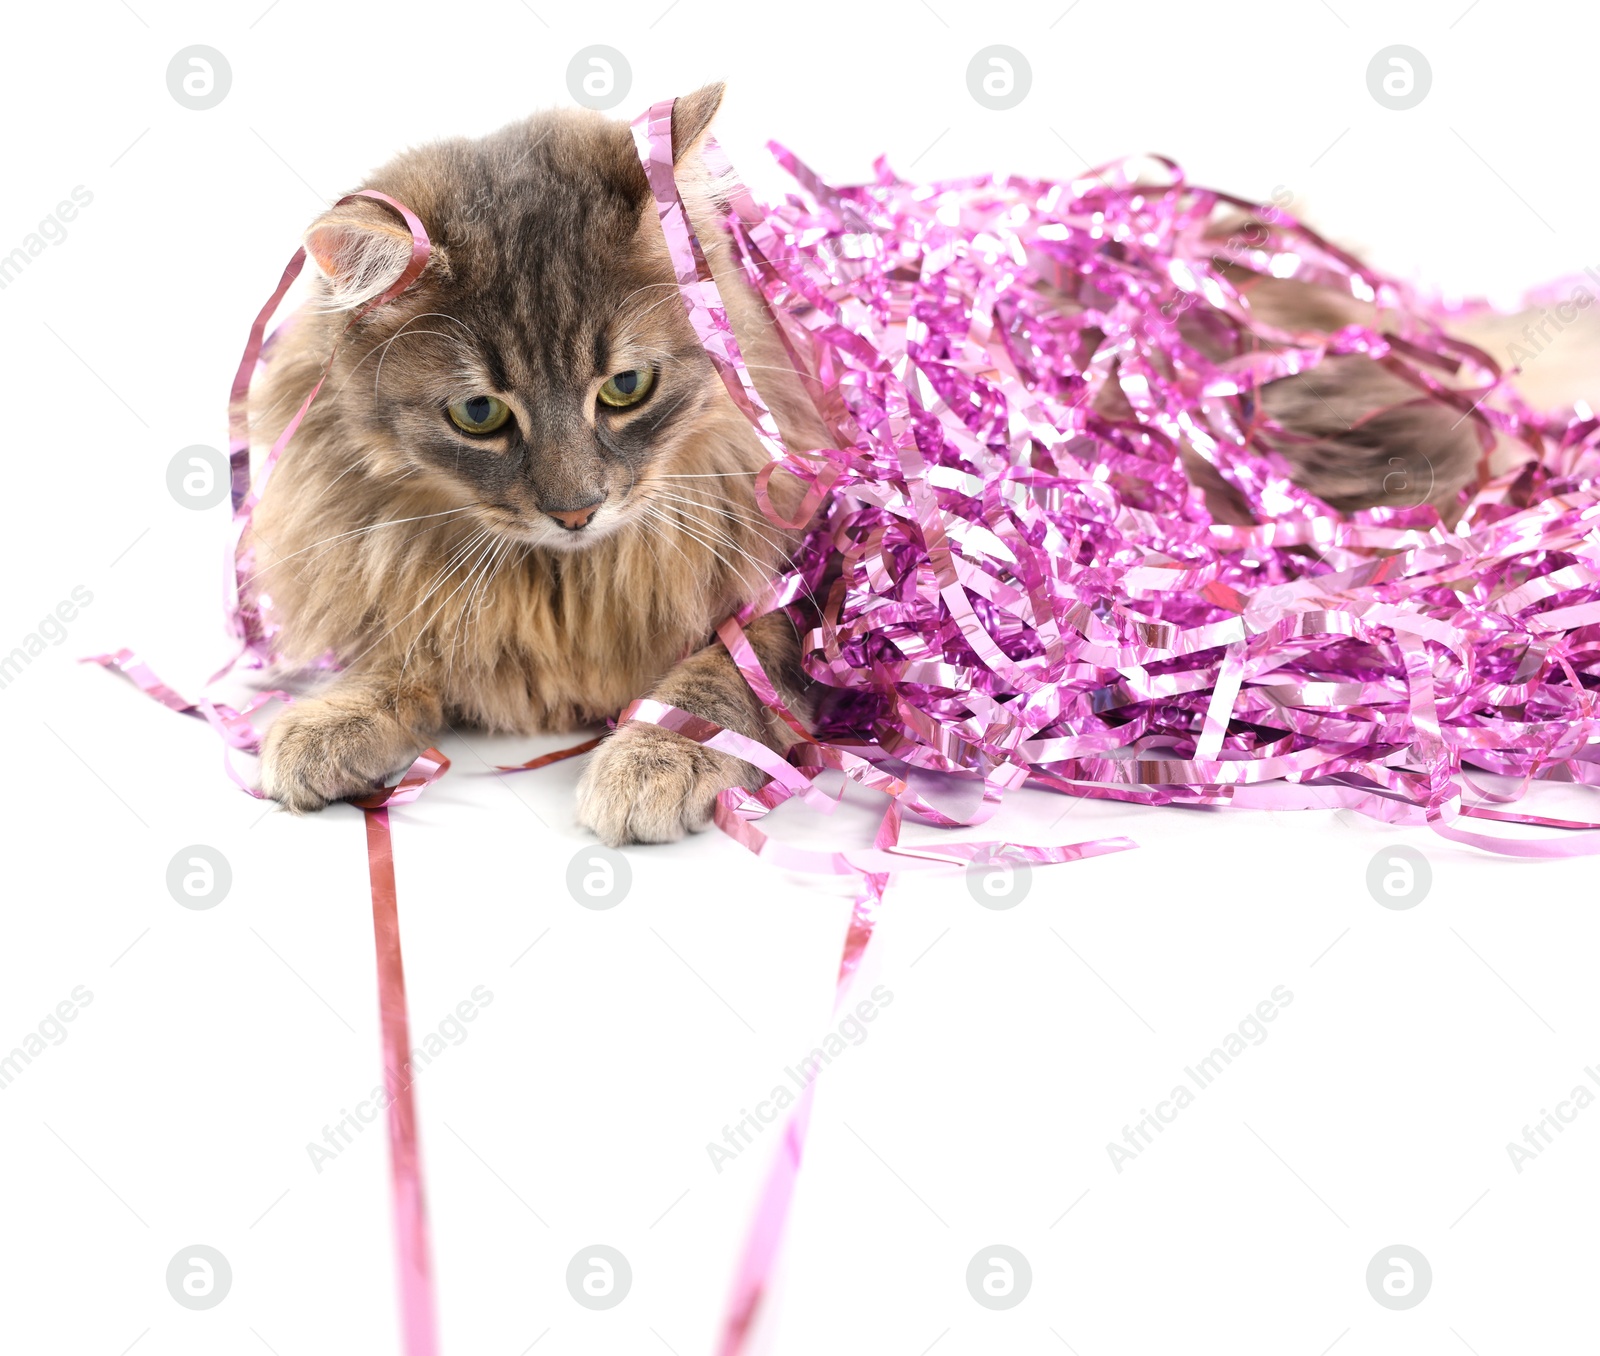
[675,140,1600,860]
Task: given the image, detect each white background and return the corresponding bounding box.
[2,2,1598,1353]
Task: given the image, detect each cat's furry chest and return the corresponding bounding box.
[247,486,762,737]
[428,550,719,734]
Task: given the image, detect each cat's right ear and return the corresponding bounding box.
[304,197,437,311]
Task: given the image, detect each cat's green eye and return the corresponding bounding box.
[447,395,513,435]
[597,367,656,409]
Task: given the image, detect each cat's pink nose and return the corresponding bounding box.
[546,499,604,530]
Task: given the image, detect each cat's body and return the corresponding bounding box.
[250,88,827,841]
[247,85,1581,842]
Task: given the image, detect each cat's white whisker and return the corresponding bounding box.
[335,324,479,403]
[638,487,790,552]
[342,525,494,672]
[632,498,781,591]
[372,326,475,398]
[634,505,742,589]
[408,530,505,673]
[242,505,480,586]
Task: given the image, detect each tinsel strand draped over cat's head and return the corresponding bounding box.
[105,91,1600,874]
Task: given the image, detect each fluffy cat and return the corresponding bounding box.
[245,83,1550,843]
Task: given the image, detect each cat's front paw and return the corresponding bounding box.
[576,722,759,846]
[259,697,418,813]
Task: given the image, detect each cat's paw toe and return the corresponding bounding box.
[576,723,756,846]
[259,700,413,813]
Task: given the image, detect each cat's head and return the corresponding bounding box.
[299,84,734,553]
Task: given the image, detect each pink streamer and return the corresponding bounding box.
[716,886,882,1356]
[354,750,451,1356]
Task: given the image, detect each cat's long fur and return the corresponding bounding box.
[246,84,1564,843]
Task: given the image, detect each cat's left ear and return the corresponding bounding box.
[670,82,725,164]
